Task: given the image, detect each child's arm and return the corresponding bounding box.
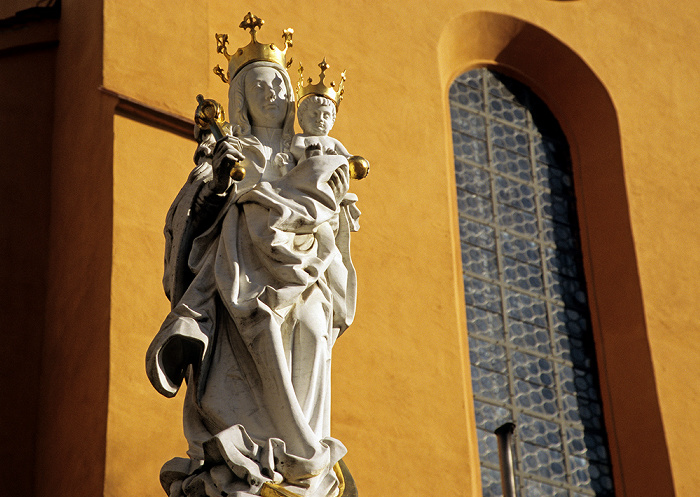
[332,137,351,157]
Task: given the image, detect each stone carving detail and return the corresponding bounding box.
[146,13,363,497]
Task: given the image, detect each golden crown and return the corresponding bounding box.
[296,59,346,109]
[213,12,294,84]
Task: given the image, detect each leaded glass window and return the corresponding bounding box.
[450,68,615,496]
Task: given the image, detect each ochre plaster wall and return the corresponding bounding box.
[97,1,700,496]
[106,114,193,497]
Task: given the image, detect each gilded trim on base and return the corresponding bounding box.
[260,463,345,497]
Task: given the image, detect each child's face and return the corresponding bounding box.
[299,100,335,136]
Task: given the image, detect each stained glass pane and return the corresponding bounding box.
[451,68,614,496]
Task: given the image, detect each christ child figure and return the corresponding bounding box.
[291,94,349,161]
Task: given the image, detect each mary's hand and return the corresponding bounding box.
[210,137,245,193]
[328,167,349,204]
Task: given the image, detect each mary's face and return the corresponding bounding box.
[244,66,288,128]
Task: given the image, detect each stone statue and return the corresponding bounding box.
[146,13,363,497]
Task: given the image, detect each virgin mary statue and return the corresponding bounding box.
[146,13,360,497]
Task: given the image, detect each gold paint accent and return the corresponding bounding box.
[282,28,294,49]
[347,156,370,180]
[214,12,294,82]
[215,33,231,61]
[213,64,230,84]
[239,12,264,37]
[296,59,346,109]
[194,94,245,181]
[333,461,346,497]
[260,482,303,497]
[259,462,346,497]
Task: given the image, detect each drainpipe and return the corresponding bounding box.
[495,422,517,497]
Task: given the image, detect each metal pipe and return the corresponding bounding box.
[495,422,517,497]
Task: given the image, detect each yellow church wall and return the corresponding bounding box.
[99,1,700,496]
[106,114,194,497]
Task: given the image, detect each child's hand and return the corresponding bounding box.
[304,142,323,159]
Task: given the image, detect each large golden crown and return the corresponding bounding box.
[213,12,293,83]
[296,59,346,109]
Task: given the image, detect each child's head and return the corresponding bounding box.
[297,95,336,136]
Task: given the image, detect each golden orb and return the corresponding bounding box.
[230,165,246,181]
[348,156,370,180]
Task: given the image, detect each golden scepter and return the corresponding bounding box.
[194,94,246,181]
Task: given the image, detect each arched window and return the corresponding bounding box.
[450,68,615,496]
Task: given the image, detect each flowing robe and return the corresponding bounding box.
[146,136,359,497]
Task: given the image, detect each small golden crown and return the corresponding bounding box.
[296,59,346,109]
[213,12,293,84]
